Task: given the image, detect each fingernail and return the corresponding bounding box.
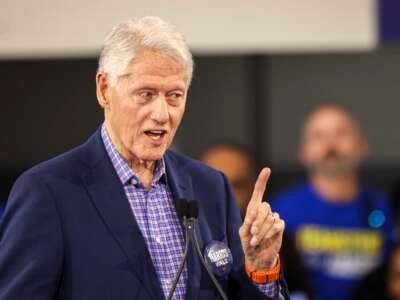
[250,237,257,246]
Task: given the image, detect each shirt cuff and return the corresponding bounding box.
[256,281,278,298]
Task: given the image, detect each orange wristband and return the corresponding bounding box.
[245,256,281,284]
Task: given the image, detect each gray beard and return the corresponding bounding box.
[307,158,361,178]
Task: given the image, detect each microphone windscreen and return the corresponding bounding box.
[187,201,199,219]
[176,198,188,218]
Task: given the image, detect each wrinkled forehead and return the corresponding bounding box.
[303,107,362,137]
[124,49,187,83]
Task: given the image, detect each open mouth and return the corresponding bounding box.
[144,130,167,141]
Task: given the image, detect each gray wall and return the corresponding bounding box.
[266,46,400,166]
[0,57,256,168]
[175,57,255,158]
[2,47,400,198]
[0,59,102,167]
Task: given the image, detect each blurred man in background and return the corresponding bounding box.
[271,105,395,300]
[200,143,255,219]
[201,143,314,298]
[387,246,400,300]
[354,243,400,300]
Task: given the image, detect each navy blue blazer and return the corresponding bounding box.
[0,129,288,300]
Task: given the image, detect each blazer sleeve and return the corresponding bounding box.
[0,173,64,300]
[220,172,289,300]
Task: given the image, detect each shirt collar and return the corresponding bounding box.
[101,123,166,186]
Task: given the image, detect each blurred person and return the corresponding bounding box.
[279,234,315,300]
[0,17,288,299]
[271,105,395,300]
[200,143,255,219]
[354,244,400,300]
[387,246,400,300]
[201,143,314,299]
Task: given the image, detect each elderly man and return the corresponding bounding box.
[271,105,395,300]
[0,17,287,299]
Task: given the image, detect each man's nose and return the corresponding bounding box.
[150,95,169,124]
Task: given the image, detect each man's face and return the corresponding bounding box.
[97,49,187,163]
[299,108,368,177]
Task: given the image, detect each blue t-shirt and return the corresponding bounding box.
[271,183,395,300]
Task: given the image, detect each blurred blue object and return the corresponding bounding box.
[290,292,310,300]
[368,209,386,228]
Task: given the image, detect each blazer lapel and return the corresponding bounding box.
[165,151,204,300]
[81,130,165,300]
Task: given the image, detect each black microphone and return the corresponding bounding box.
[175,199,188,219]
[168,199,228,300]
[186,201,198,219]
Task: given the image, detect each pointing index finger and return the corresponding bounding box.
[248,167,271,208]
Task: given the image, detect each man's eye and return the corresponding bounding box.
[139,91,154,99]
[168,92,183,101]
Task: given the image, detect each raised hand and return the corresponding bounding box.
[238,168,285,270]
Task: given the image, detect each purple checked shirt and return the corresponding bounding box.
[101,124,277,299]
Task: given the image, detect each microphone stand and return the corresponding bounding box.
[167,200,228,300]
[167,216,190,300]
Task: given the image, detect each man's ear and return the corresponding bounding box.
[96,72,111,109]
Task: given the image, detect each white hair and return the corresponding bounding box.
[98,16,193,86]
